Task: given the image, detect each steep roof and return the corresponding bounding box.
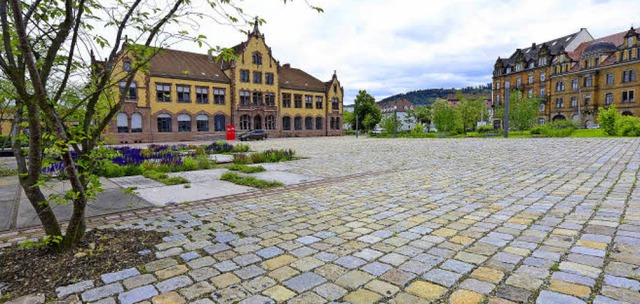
[148,48,230,83]
[499,31,582,68]
[567,27,640,72]
[279,64,326,92]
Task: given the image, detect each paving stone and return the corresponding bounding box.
[314,283,347,301]
[123,274,157,289]
[380,269,416,287]
[549,280,591,299]
[459,278,495,295]
[334,256,366,269]
[179,251,201,262]
[179,281,215,300]
[290,256,324,271]
[239,295,275,304]
[495,285,531,303]
[56,280,94,299]
[344,289,382,304]
[262,255,297,270]
[81,283,124,302]
[235,265,266,280]
[188,267,219,282]
[603,275,640,291]
[440,259,475,274]
[211,273,241,288]
[187,256,216,269]
[422,268,462,287]
[449,290,484,304]
[505,273,543,291]
[287,291,326,304]
[362,262,393,276]
[241,276,277,293]
[118,285,158,304]
[364,279,400,297]
[536,290,586,304]
[335,270,374,289]
[262,285,296,302]
[156,265,189,280]
[156,276,193,294]
[559,261,602,278]
[354,248,383,261]
[214,260,239,272]
[283,272,327,293]
[151,291,185,304]
[405,281,447,301]
[145,258,178,272]
[296,236,321,245]
[290,246,318,257]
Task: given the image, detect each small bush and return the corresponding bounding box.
[220,171,283,189]
[598,106,620,136]
[181,157,199,171]
[233,153,251,165]
[195,155,213,170]
[100,162,125,178]
[616,115,640,136]
[476,125,495,133]
[232,144,250,153]
[123,164,143,176]
[227,164,266,173]
[529,126,543,135]
[538,120,577,137]
[143,170,189,185]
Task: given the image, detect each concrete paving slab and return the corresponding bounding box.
[110,176,165,189]
[248,171,322,185]
[208,154,234,163]
[16,188,153,228]
[0,200,15,230]
[168,169,228,182]
[134,180,253,206]
[251,163,295,171]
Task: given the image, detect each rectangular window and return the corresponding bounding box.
[213,88,225,104]
[264,93,275,106]
[583,76,592,87]
[528,74,533,84]
[265,73,274,85]
[516,77,521,87]
[571,79,578,90]
[540,72,546,82]
[605,93,613,105]
[282,93,291,108]
[606,73,614,85]
[177,85,191,103]
[305,95,313,109]
[570,96,577,108]
[555,98,564,108]
[332,97,339,110]
[315,96,323,109]
[294,94,302,108]
[240,90,251,105]
[623,70,637,83]
[622,90,635,103]
[157,117,172,132]
[584,94,591,106]
[196,87,209,104]
[197,117,209,132]
[539,103,545,112]
[156,83,171,102]
[540,87,545,97]
[119,82,138,100]
[528,88,533,98]
[253,71,262,84]
[240,69,250,82]
[253,92,263,105]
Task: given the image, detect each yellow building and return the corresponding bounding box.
[493,27,640,127]
[108,21,343,143]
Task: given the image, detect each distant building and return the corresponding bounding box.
[105,21,344,144]
[377,98,417,131]
[493,26,640,126]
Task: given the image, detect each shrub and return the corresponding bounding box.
[181,157,199,171]
[195,155,213,170]
[123,164,143,176]
[598,106,620,136]
[529,126,543,135]
[615,115,640,136]
[100,162,125,178]
[539,120,577,137]
[232,144,250,153]
[227,164,266,173]
[233,153,251,165]
[476,125,495,133]
[220,171,283,189]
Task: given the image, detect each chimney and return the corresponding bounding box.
[283,63,291,68]
[532,43,537,49]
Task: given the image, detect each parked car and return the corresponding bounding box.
[239,129,267,141]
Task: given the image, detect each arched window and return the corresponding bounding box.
[240,114,251,130]
[177,114,191,132]
[157,114,172,133]
[265,115,275,130]
[294,117,302,130]
[330,117,335,130]
[117,113,128,133]
[316,117,323,130]
[214,114,225,131]
[131,113,142,133]
[252,52,262,65]
[254,115,262,130]
[305,117,313,130]
[196,114,209,132]
[282,116,291,131]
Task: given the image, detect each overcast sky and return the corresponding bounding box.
[171,0,640,104]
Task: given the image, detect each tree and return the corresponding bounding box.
[343,110,354,130]
[458,96,488,133]
[508,91,540,131]
[0,0,319,250]
[431,99,461,134]
[350,90,381,132]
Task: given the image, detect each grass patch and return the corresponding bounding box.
[570,128,606,137]
[233,149,296,165]
[226,164,266,173]
[143,170,189,185]
[220,171,283,189]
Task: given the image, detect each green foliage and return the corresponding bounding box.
[412,123,424,134]
[379,85,492,106]
[232,144,250,153]
[195,155,214,170]
[458,97,488,132]
[227,164,266,173]
[379,116,396,135]
[615,115,640,137]
[250,149,296,163]
[349,90,381,132]
[220,172,283,189]
[432,99,462,135]
[529,126,543,135]
[598,106,619,136]
[407,106,432,125]
[539,120,577,137]
[18,235,63,249]
[143,170,189,185]
[100,162,125,178]
[508,92,541,131]
[0,163,18,177]
[476,125,495,133]
[181,157,199,171]
[232,153,251,165]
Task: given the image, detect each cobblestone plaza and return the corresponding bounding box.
[6,137,640,303]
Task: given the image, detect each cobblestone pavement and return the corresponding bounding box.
[10,137,640,303]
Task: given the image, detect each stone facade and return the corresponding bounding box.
[106,21,343,144]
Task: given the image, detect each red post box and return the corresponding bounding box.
[226,125,236,141]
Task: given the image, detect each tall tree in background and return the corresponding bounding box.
[508,91,540,131]
[432,99,462,134]
[408,105,432,131]
[0,0,321,250]
[458,95,488,134]
[350,90,381,132]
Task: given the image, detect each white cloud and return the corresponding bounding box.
[167,0,640,104]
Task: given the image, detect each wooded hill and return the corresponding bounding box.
[378,84,492,106]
